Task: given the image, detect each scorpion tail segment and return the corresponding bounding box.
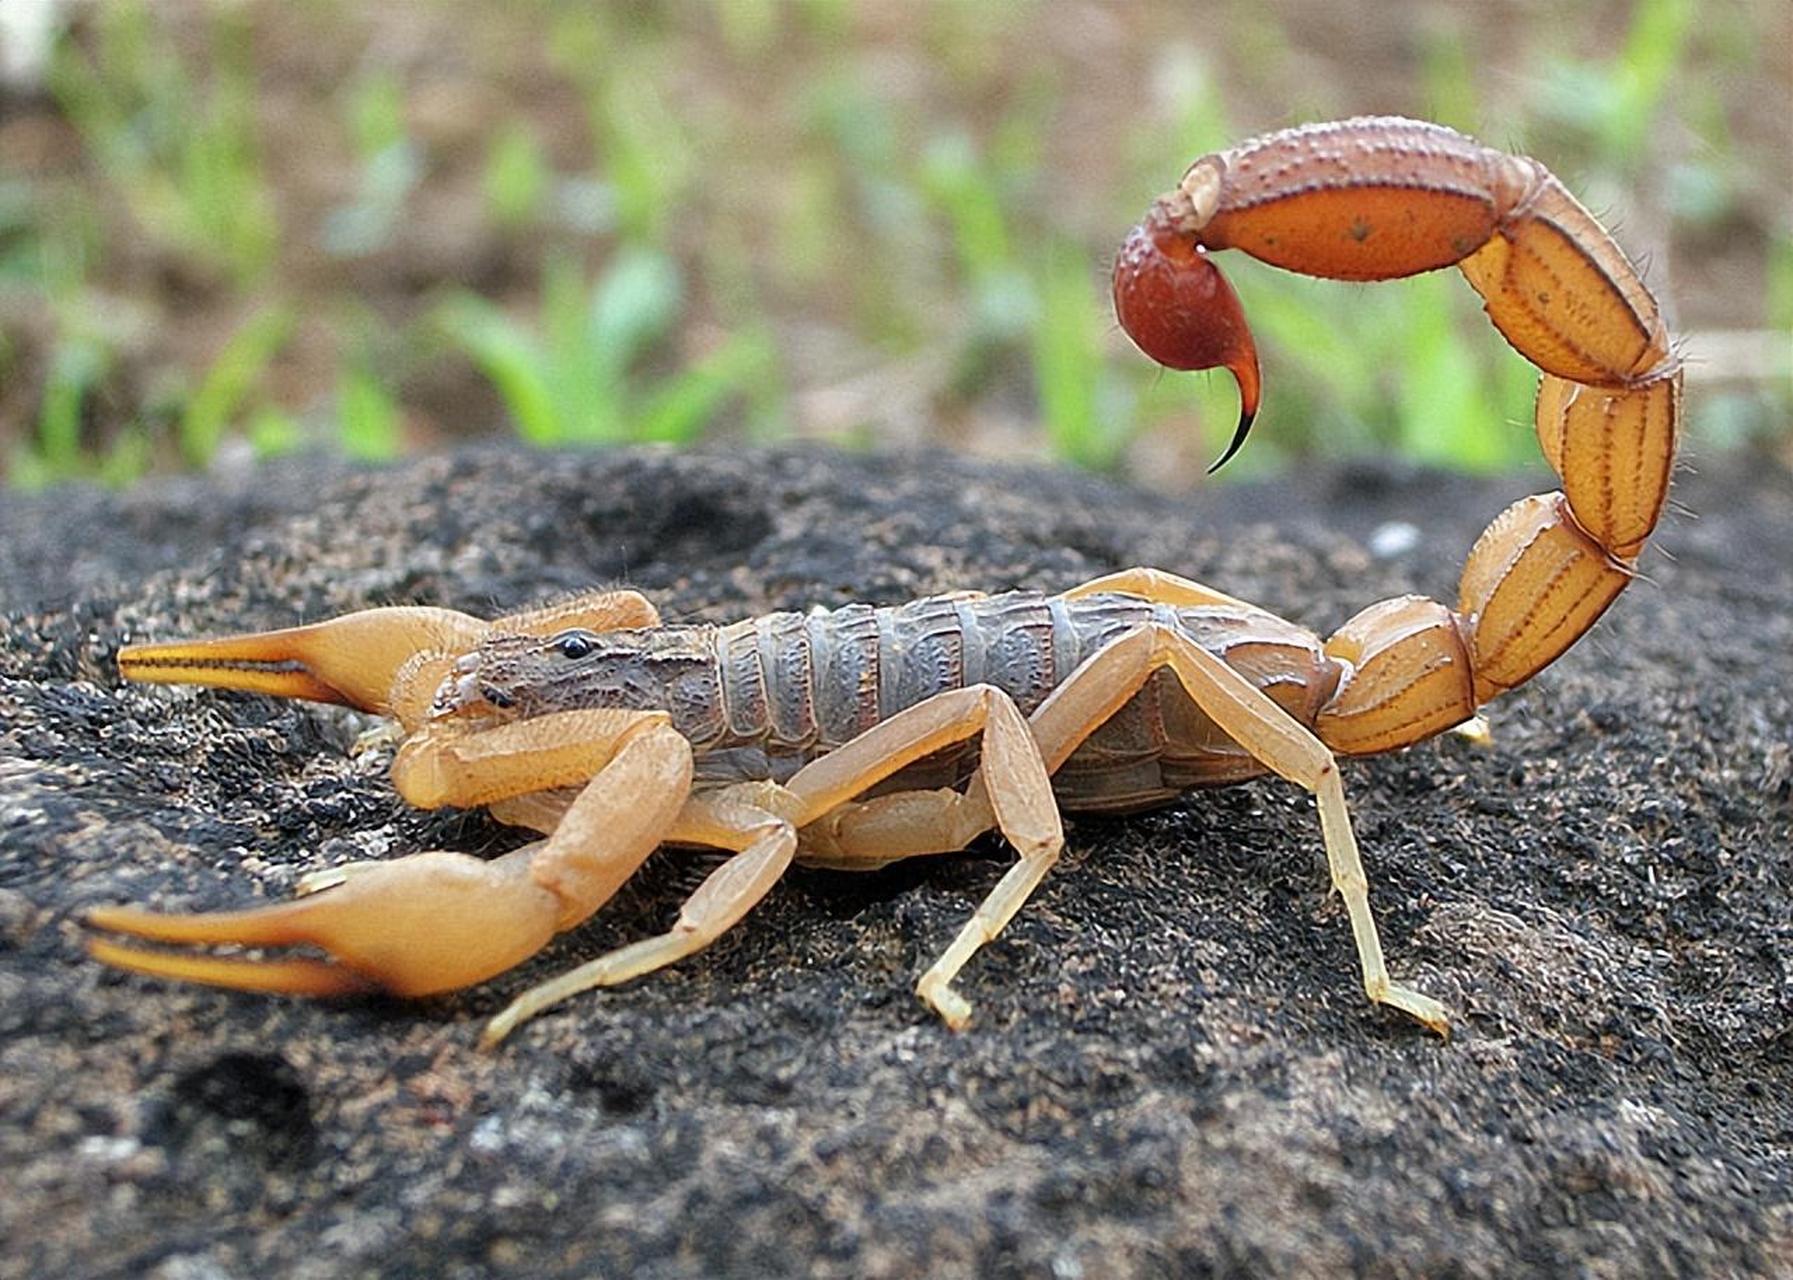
[117,606,490,714]
[1113,209,1262,470]
[84,848,563,999]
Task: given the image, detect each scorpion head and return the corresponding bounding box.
[432,625,715,725]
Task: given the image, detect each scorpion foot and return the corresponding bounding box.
[917,974,975,1031]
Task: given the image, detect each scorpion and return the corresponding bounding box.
[89,118,1679,1047]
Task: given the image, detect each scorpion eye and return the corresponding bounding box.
[553,630,598,662]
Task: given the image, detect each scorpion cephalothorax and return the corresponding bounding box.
[92,118,1678,1047]
[444,625,722,725]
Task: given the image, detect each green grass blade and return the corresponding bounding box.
[179,305,293,466]
[1031,246,1110,469]
[339,366,403,461]
[635,332,775,444]
[920,131,1013,286]
[437,294,562,445]
[588,247,682,368]
[485,122,549,228]
[37,336,105,476]
[543,253,617,442]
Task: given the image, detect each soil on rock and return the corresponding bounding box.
[2,446,1790,1279]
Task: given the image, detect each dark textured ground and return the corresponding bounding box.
[2,445,1790,1279]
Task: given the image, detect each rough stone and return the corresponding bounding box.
[2,445,1789,1278]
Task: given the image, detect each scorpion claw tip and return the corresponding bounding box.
[85,933,375,997]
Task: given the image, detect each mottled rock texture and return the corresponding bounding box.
[2,446,1789,1279]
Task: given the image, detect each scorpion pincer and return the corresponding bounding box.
[91,118,1678,1047]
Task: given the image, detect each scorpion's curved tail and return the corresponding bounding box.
[1113,116,1679,756]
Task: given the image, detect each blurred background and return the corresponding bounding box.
[0,0,1787,491]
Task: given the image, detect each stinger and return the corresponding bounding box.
[1112,202,1262,472]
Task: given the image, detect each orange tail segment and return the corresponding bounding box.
[1115,117,1678,753]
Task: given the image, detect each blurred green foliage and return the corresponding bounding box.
[49,1,276,283]
[177,304,291,466]
[437,248,775,446]
[0,0,1784,489]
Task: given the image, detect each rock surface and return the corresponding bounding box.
[2,445,1790,1279]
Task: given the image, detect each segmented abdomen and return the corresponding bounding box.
[696,590,1340,814]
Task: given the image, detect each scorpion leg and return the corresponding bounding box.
[905,780,1058,1029]
[487,787,581,834]
[1027,624,1449,1035]
[480,784,800,1047]
[797,787,996,870]
[796,568,1340,995]
[1059,566,1252,611]
[87,709,693,1000]
[390,707,672,809]
[779,685,1063,1029]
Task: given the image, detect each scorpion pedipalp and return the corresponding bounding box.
[87,848,564,998]
[115,606,491,725]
